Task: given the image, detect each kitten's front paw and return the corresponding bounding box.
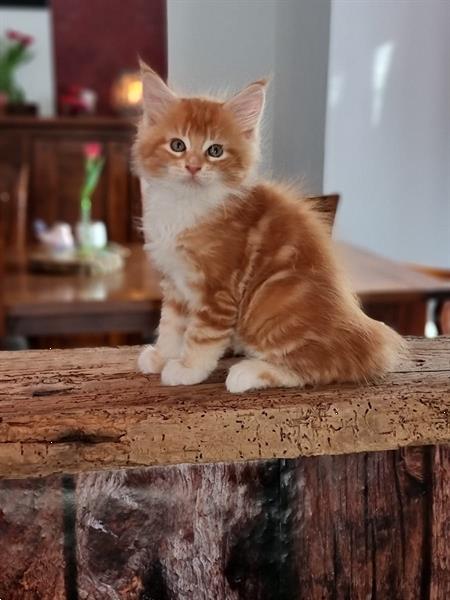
[161,359,208,386]
[138,345,165,374]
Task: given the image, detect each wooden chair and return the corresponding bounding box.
[305,193,340,233]
[0,184,6,339]
[0,163,29,347]
[410,264,450,334]
[0,162,29,269]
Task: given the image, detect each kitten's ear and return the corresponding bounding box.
[139,59,177,124]
[225,79,268,136]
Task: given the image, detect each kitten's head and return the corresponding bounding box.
[133,61,267,190]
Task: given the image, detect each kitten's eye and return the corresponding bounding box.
[206,144,224,158]
[170,138,186,152]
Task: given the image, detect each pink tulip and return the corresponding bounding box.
[6,30,34,47]
[84,143,102,159]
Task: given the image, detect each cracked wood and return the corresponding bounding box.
[0,337,449,479]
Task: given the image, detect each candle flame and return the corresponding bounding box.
[127,80,143,104]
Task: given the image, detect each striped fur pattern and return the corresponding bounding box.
[134,63,405,393]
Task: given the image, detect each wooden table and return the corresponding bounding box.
[4,242,450,338]
[4,245,161,338]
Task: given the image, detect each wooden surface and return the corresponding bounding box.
[73,451,450,598]
[0,185,5,338]
[0,162,29,269]
[0,448,449,598]
[0,337,449,479]
[291,446,450,599]
[4,246,161,337]
[337,242,450,301]
[0,475,66,599]
[430,445,450,598]
[5,242,450,338]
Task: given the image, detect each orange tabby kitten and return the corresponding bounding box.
[134,62,405,393]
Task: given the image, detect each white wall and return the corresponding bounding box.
[0,7,55,116]
[324,0,450,268]
[272,0,330,192]
[167,0,276,173]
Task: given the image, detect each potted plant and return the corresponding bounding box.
[76,143,107,252]
[0,29,36,115]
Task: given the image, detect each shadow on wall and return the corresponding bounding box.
[325,0,450,268]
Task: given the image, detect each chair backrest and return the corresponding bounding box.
[0,162,29,268]
[305,193,340,234]
[0,184,6,338]
[410,263,450,335]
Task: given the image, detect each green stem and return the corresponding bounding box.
[81,195,91,224]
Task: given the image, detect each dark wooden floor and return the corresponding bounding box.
[0,446,449,599]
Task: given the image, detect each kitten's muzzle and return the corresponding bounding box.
[185,164,202,176]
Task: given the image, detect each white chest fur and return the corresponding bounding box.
[141,179,230,304]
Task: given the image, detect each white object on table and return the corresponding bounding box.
[76,221,108,249]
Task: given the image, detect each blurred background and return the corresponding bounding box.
[1,0,449,350]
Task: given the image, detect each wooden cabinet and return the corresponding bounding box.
[0,117,142,244]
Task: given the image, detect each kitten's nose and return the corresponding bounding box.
[185,164,202,175]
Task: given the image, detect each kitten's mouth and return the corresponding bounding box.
[185,175,203,186]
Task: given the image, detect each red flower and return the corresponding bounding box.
[6,30,34,47]
[84,143,102,159]
[6,30,20,41]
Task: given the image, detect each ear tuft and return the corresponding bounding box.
[224,79,268,135]
[139,59,177,125]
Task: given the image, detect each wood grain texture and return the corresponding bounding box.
[292,449,431,599]
[71,448,449,598]
[438,300,450,335]
[75,462,292,599]
[0,183,5,339]
[430,445,450,599]
[0,475,66,599]
[0,448,449,598]
[0,162,29,269]
[0,337,449,479]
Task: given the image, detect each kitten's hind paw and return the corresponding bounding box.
[161,359,209,386]
[226,360,266,393]
[226,359,302,393]
[138,345,165,374]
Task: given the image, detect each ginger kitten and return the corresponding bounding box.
[134,62,405,393]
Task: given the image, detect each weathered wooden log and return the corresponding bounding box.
[430,445,450,599]
[0,449,448,599]
[0,475,66,599]
[71,447,449,599]
[0,337,449,598]
[0,338,449,479]
[76,462,284,599]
